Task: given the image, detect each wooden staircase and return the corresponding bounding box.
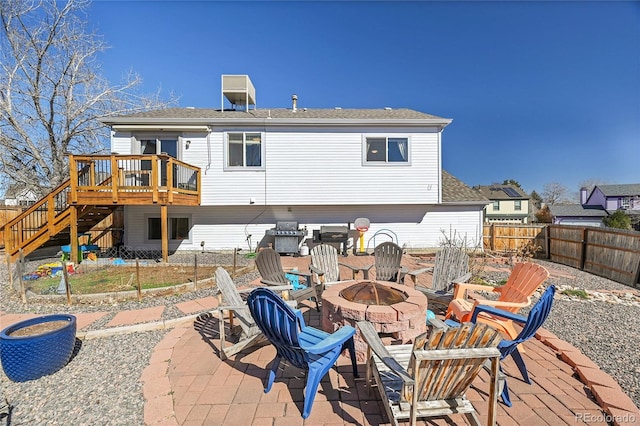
[1,179,118,261]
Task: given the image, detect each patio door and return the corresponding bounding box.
[139,138,179,186]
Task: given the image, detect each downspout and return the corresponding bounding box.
[205,126,212,173]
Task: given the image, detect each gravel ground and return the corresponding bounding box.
[1,253,639,424]
[479,259,640,408]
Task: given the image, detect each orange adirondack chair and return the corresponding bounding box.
[445,262,549,340]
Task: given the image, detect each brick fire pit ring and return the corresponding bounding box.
[321,280,428,361]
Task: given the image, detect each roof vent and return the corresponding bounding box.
[384,107,392,110]
[334,106,342,110]
[292,94,298,112]
[221,75,256,111]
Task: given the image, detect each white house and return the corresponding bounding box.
[100,75,489,253]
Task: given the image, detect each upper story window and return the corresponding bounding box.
[514,200,522,211]
[621,197,631,209]
[493,201,500,211]
[227,132,262,168]
[365,137,409,164]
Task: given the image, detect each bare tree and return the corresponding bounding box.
[541,182,570,205]
[0,0,177,198]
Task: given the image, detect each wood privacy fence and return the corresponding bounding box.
[548,225,640,288]
[0,206,23,248]
[483,224,549,257]
[483,223,640,288]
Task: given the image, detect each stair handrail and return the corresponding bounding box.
[2,179,71,231]
[2,179,71,256]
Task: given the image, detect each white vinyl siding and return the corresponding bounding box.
[180,126,440,206]
[124,204,483,251]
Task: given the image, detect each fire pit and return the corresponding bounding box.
[322,280,428,361]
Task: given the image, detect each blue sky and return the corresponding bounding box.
[88,1,639,196]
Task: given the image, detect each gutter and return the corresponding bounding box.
[100,117,453,130]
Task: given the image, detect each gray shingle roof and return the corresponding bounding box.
[102,107,450,123]
[549,204,608,218]
[475,185,529,200]
[596,184,640,197]
[442,171,489,203]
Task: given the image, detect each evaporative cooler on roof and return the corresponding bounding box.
[221,75,256,111]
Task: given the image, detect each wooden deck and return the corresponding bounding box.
[3,154,201,262]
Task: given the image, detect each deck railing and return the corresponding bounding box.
[69,154,201,205]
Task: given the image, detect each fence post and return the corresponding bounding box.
[544,225,550,259]
[62,260,72,305]
[580,227,588,270]
[136,258,142,301]
[490,224,496,252]
[17,249,26,303]
[194,254,198,289]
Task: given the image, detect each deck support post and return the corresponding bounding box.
[70,206,79,265]
[161,205,168,262]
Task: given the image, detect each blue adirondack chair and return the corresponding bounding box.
[246,287,359,419]
[468,284,556,407]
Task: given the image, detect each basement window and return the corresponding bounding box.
[147,217,191,241]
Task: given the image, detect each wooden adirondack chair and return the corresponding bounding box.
[309,244,362,291]
[445,262,549,340]
[214,267,296,360]
[357,319,502,426]
[255,248,320,311]
[361,242,431,284]
[415,246,472,312]
[247,287,359,419]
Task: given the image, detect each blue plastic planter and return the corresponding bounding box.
[0,314,77,382]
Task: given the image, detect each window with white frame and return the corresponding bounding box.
[226,132,262,168]
[493,201,500,211]
[365,137,409,163]
[621,197,631,209]
[514,200,522,211]
[147,216,190,241]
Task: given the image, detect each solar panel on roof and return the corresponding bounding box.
[503,187,521,197]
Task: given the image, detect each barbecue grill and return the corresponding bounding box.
[265,221,307,255]
[313,225,350,256]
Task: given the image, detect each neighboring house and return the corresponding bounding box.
[475,185,530,224]
[549,184,640,229]
[548,204,607,227]
[99,75,490,252]
[3,185,39,207]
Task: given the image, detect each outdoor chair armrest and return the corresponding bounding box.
[284,270,312,284]
[360,264,374,279]
[309,264,325,276]
[472,298,531,311]
[452,282,499,299]
[453,272,473,283]
[216,304,250,313]
[408,266,433,276]
[356,321,414,385]
[338,262,362,272]
[303,325,357,355]
[471,305,527,325]
[338,262,364,279]
[236,284,293,294]
[405,267,433,285]
[260,278,286,287]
